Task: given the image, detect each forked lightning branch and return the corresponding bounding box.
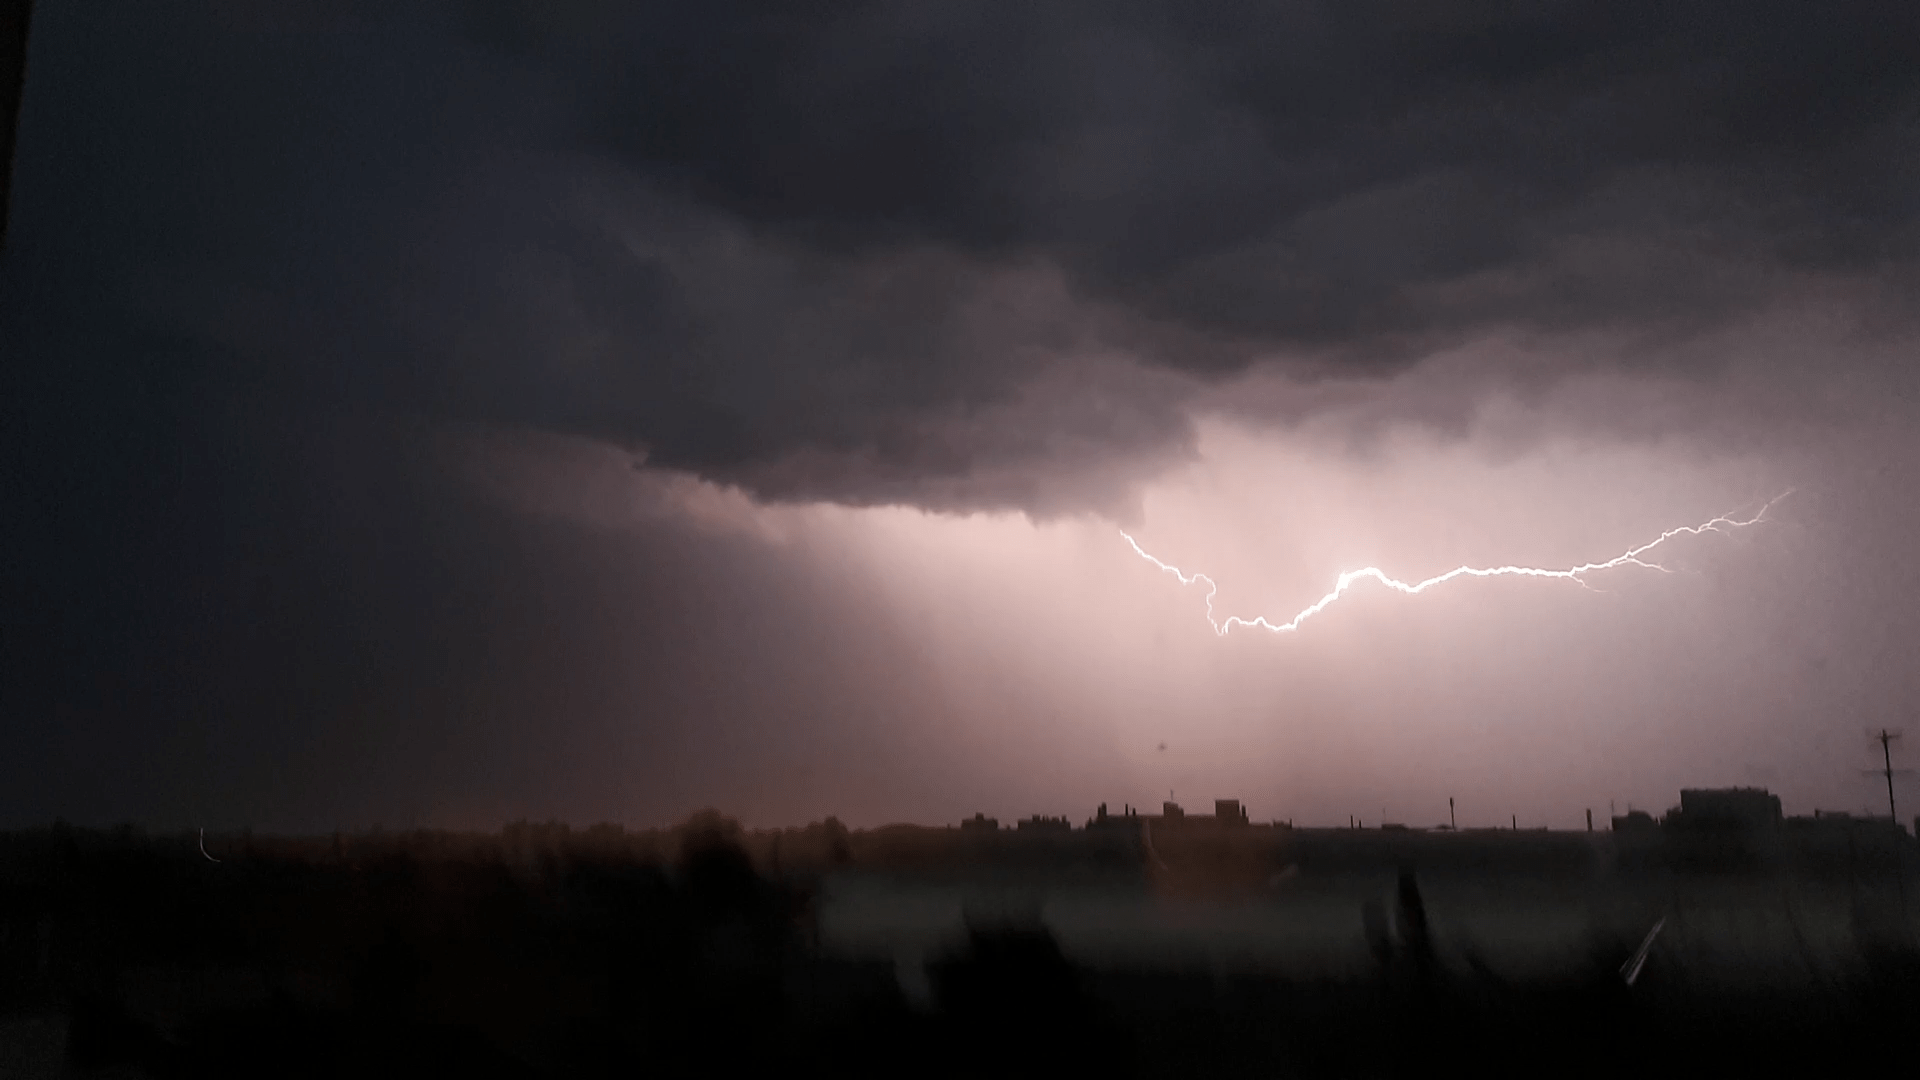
[1123,493,1791,637]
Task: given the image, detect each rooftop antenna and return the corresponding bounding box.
[1862,728,1912,828]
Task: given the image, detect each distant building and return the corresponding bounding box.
[1146,800,1253,829]
[1611,810,1658,832]
[1664,788,1782,832]
[1015,815,1072,833]
[1087,803,1140,830]
[1785,809,1912,839]
[959,813,999,832]
[1781,810,1916,870]
[1088,799,1253,830]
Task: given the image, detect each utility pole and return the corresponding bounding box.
[1449,797,1455,831]
[1862,728,1912,829]
[1875,729,1902,822]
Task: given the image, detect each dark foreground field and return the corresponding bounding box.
[2,820,1915,1079]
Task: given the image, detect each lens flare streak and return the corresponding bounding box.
[1122,494,1790,636]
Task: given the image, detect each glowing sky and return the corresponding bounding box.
[4,2,1919,832]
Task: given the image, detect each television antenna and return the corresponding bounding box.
[1861,728,1912,827]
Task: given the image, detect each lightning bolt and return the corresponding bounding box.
[1123,492,1792,636]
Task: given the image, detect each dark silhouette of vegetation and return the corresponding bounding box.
[0,816,1916,1077]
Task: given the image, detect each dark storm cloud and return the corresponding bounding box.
[474,0,1919,345]
[11,1,1919,517]
[467,0,1915,506]
[458,0,1920,504]
[373,0,1919,502]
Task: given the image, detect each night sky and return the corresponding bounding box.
[5,2,1919,833]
